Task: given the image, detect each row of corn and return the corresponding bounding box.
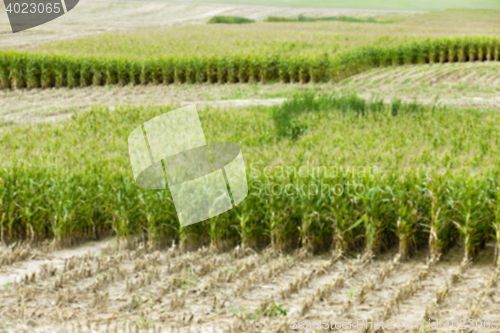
[1,36,499,88]
[2,164,500,264]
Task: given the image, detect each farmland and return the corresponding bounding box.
[2,1,500,332]
[30,10,500,58]
[0,238,498,332]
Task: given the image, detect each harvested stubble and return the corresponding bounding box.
[1,93,500,264]
[1,36,500,88]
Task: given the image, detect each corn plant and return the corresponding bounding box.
[489,178,500,267]
[195,57,207,84]
[11,53,27,89]
[161,58,175,85]
[66,57,81,88]
[448,38,458,63]
[457,38,467,62]
[80,58,94,87]
[40,55,55,88]
[128,60,141,85]
[310,53,329,83]
[468,37,478,62]
[0,52,12,89]
[105,59,118,85]
[278,58,290,84]
[91,58,105,86]
[393,175,425,261]
[26,55,41,89]
[427,178,454,259]
[116,58,129,86]
[453,179,489,262]
[237,56,250,84]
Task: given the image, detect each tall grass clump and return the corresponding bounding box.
[208,16,255,24]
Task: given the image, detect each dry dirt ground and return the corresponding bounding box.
[1,62,500,127]
[0,239,498,333]
[0,0,414,50]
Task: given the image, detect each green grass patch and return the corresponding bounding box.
[208,16,255,24]
[265,15,401,24]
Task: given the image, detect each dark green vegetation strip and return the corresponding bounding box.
[0,36,499,88]
[208,16,255,24]
[265,15,401,24]
[1,93,500,263]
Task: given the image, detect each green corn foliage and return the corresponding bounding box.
[217,57,228,84]
[417,41,429,64]
[1,36,499,89]
[394,173,425,261]
[327,196,361,253]
[227,57,239,84]
[359,185,394,255]
[457,38,467,62]
[0,52,12,89]
[184,58,196,84]
[438,39,448,63]
[174,57,186,84]
[478,37,487,61]
[11,53,27,89]
[66,57,81,88]
[278,58,290,84]
[260,55,279,84]
[161,58,175,85]
[128,60,141,85]
[487,38,495,61]
[116,58,129,86]
[448,38,458,63]
[489,179,500,267]
[80,58,93,87]
[2,94,500,256]
[26,55,41,89]
[92,58,105,86]
[288,57,301,84]
[453,179,489,262]
[195,57,207,84]
[392,46,405,66]
[310,53,329,83]
[237,56,250,84]
[41,55,55,88]
[427,177,455,258]
[428,42,437,64]
[105,59,118,85]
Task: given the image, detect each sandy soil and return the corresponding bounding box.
[0,239,497,333]
[338,62,500,110]
[0,0,414,50]
[0,84,288,125]
[0,238,115,286]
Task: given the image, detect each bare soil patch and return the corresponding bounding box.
[0,239,496,332]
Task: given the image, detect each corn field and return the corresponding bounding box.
[1,94,500,266]
[1,36,500,88]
